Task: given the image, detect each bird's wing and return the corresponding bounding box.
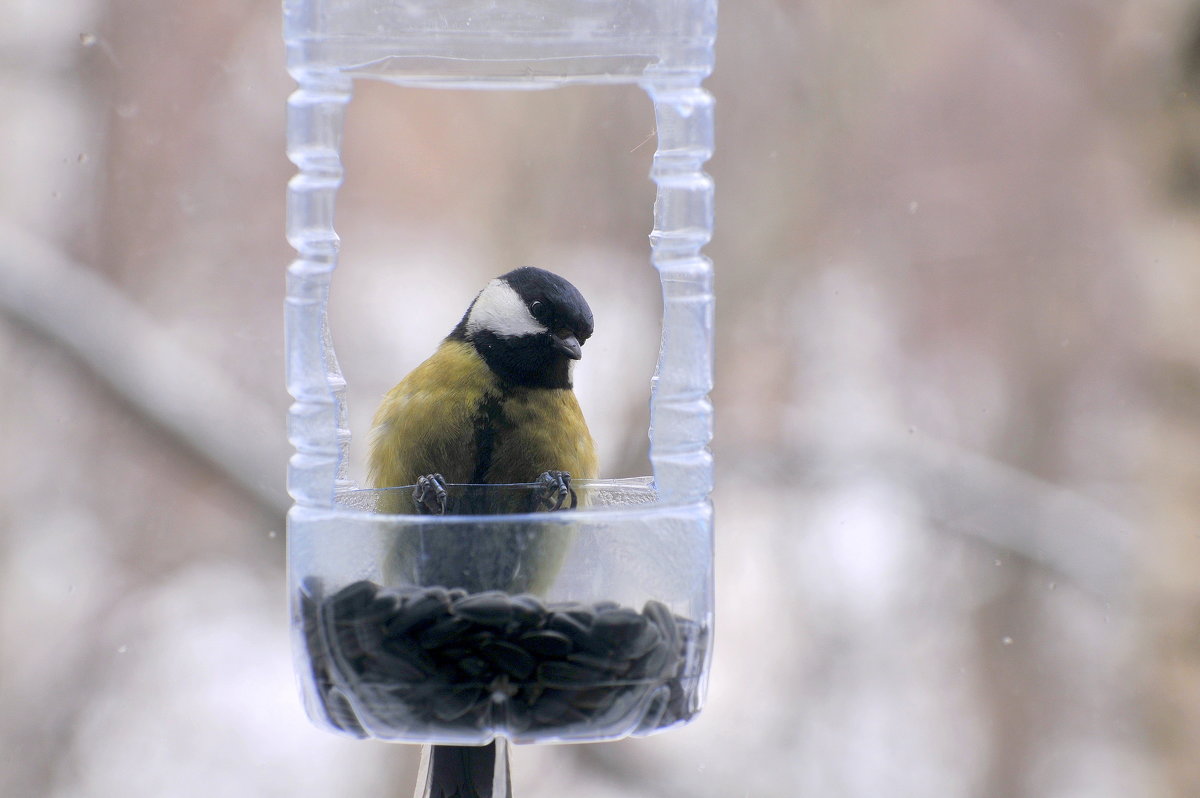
[368,340,494,501]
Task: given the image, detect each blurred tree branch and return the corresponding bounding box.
[0,221,289,519]
[727,430,1134,601]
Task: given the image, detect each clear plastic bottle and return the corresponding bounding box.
[285,0,717,745]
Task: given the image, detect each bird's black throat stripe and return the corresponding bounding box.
[470,386,514,485]
[469,331,573,390]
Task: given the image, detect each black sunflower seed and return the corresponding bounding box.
[566,652,628,676]
[330,580,378,616]
[537,660,607,689]
[643,600,680,651]
[519,630,573,658]
[457,657,491,678]
[386,591,450,636]
[480,640,537,681]
[629,638,676,681]
[530,689,588,725]
[418,616,473,649]
[369,648,427,682]
[545,612,592,650]
[353,618,384,653]
[380,636,438,676]
[636,685,671,733]
[568,686,619,712]
[391,676,449,705]
[357,593,402,623]
[452,593,514,627]
[463,630,497,650]
[509,594,547,626]
[591,608,647,650]
[436,645,474,663]
[557,603,596,627]
[432,686,484,722]
[618,620,662,660]
[333,623,366,661]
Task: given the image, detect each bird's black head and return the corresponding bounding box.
[451,267,594,390]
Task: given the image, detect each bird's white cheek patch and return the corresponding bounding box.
[466,280,546,339]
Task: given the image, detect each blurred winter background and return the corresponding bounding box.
[4,1,1200,796]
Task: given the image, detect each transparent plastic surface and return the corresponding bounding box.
[284,0,716,746]
[290,481,712,742]
[284,0,717,88]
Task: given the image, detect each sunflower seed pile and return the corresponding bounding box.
[298,578,707,740]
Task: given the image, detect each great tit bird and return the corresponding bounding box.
[367,266,598,798]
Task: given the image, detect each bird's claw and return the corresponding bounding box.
[533,470,576,512]
[413,473,448,515]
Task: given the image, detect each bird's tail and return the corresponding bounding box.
[416,741,511,798]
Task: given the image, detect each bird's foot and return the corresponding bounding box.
[413,473,448,515]
[533,470,575,512]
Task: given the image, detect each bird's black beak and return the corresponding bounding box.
[552,331,582,360]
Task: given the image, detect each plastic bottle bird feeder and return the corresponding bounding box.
[284,0,717,751]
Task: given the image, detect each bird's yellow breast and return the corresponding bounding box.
[367,339,597,507]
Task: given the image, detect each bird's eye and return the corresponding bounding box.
[530,300,546,318]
